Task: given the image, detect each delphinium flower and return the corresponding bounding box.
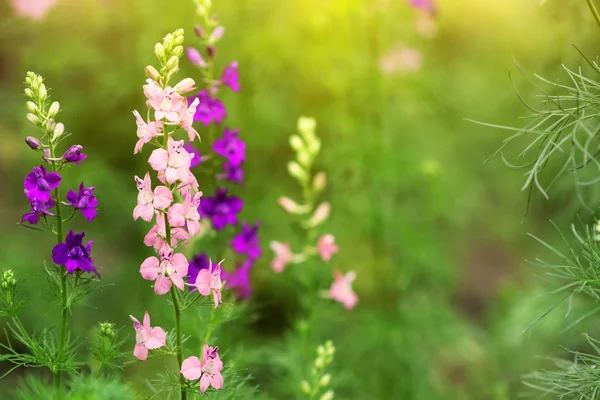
[16,72,100,388]
[328,271,358,310]
[130,312,167,361]
[130,27,228,397]
[198,188,243,230]
[181,343,224,394]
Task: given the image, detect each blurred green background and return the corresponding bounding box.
[1,0,600,398]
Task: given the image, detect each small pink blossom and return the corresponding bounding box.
[179,97,201,142]
[329,270,358,310]
[180,343,224,394]
[9,0,57,21]
[317,234,338,262]
[144,213,189,250]
[129,312,167,361]
[186,47,207,67]
[133,110,163,154]
[168,191,203,237]
[140,243,189,295]
[133,173,173,222]
[192,259,223,308]
[143,79,187,123]
[270,241,292,273]
[148,137,194,185]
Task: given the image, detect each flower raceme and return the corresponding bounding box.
[191,259,223,308]
[181,343,224,394]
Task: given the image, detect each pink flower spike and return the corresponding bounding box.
[181,356,202,380]
[329,270,358,310]
[133,173,173,222]
[139,243,189,295]
[129,312,167,361]
[317,234,339,262]
[133,110,163,154]
[270,241,292,273]
[193,259,223,308]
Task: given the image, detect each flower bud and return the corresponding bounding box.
[206,45,216,58]
[99,322,116,340]
[173,35,184,46]
[287,161,307,182]
[308,137,321,156]
[209,26,225,43]
[25,136,42,150]
[320,374,331,387]
[46,118,56,133]
[26,113,39,125]
[26,101,38,113]
[145,66,161,82]
[194,25,204,38]
[186,47,207,67]
[289,135,304,153]
[313,172,326,192]
[38,84,47,100]
[300,380,311,394]
[317,345,325,356]
[154,42,165,60]
[298,116,316,136]
[166,56,179,72]
[320,390,334,400]
[278,196,300,214]
[24,88,34,98]
[174,78,195,94]
[53,122,65,139]
[172,45,184,58]
[1,270,16,290]
[297,149,312,167]
[174,28,184,37]
[307,202,331,227]
[196,4,207,17]
[48,101,60,117]
[314,357,325,369]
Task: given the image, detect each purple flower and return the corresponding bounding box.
[410,0,435,14]
[217,161,244,185]
[187,253,210,290]
[199,188,243,230]
[212,128,245,166]
[24,165,61,202]
[221,260,252,299]
[62,145,87,166]
[231,222,261,260]
[21,198,55,225]
[221,61,240,92]
[66,183,98,222]
[190,90,226,126]
[184,143,202,169]
[52,230,98,276]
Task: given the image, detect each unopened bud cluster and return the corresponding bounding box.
[150,29,185,85]
[99,322,116,340]
[1,270,16,291]
[24,72,64,143]
[301,340,335,399]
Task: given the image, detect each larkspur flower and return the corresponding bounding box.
[140,243,189,295]
[66,183,98,222]
[212,127,246,166]
[179,97,201,142]
[133,173,173,222]
[186,47,207,67]
[221,61,240,92]
[133,110,163,154]
[144,79,195,123]
[184,143,202,168]
[168,191,203,237]
[199,188,243,230]
[24,165,61,202]
[180,343,224,394]
[186,252,210,288]
[221,259,252,299]
[270,241,292,273]
[21,198,54,225]
[144,213,189,250]
[190,90,226,126]
[148,137,194,185]
[192,259,223,308]
[129,312,167,361]
[317,234,338,262]
[62,145,87,166]
[217,161,244,185]
[329,270,358,310]
[52,230,98,276]
[231,222,261,260]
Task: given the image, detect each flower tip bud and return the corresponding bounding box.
[145,65,161,82]
[25,136,42,150]
[53,122,65,137]
[48,101,60,117]
[298,116,317,136]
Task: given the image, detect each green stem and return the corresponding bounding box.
[587,0,600,28]
[170,286,186,400]
[203,307,216,344]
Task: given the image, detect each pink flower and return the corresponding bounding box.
[133,110,163,154]
[148,137,194,185]
[143,79,187,123]
[180,343,224,394]
[144,213,189,250]
[270,241,292,273]
[140,243,189,295]
[168,191,203,237]
[179,97,201,142]
[133,173,173,222]
[9,0,58,21]
[192,259,223,308]
[186,47,207,67]
[317,234,338,262]
[329,270,358,310]
[129,312,167,361]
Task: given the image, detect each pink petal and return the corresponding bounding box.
[148,148,169,171]
[134,343,148,361]
[165,167,179,184]
[211,372,224,389]
[140,257,159,280]
[153,186,173,210]
[171,273,185,291]
[133,203,154,222]
[168,204,186,227]
[171,253,189,276]
[154,274,172,295]
[146,327,167,349]
[180,356,202,380]
[200,374,211,394]
[143,311,151,330]
[194,269,211,296]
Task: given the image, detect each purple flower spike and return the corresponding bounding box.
[66,183,98,222]
[63,145,87,166]
[21,198,55,225]
[231,222,261,260]
[52,230,98,276]
[217,161,244,185]
[186,253,210,290]
[199,188,243,230]
[212,128,246,166]
[190,90,226,126]
[221,61,240,92]
[221,259,253,299]
[24,165,61,202]
[184,143,202,169]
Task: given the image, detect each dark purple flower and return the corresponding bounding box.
[66,183,98,222]
[190,90,226,126]
[217,161,244,185]
[52,230,98,276]
[187,253,210,290]
[21,198,55,225]
[231,222,261,260]
[24,165,61,202]
[199,188,243,230]
[221,260,252,299]
[184,143,202,169]
[221,61,240,92]
[63,145,87,166]
[212,128,246,166]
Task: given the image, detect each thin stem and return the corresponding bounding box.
[170,286,186,400]
[203,307,216,344]
[587,0,600,29]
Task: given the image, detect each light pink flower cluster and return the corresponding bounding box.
[181,343,224,394]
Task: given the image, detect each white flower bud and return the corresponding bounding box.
[24,88,34,98]
[53,122,65,136]
[320,390,334,400]
[289,135,304,153]
[145,66,161,81]
[155,42,165,60]
[26,113,39,125]
[172,45,184,58]
[313,172,326,192]
[297,116,316,136]
[278,196,301,214]
[287,161,308,182]
[314,357,324,369]
[26,101,38,113]
[319,374,331,387]
[166,56,179,72]
[48,101,60,117]
[300,380,311,394]
[38,84,47,100]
